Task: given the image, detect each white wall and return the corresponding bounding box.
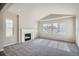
[76,15,79,46]
[0,12,4,51]
[38,17,75,42]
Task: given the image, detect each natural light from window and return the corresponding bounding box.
[43,22,64,33]
[6,19,13,37]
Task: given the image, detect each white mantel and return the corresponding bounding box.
[21,28,35,42]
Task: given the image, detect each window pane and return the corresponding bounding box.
[43,24,51,32]
[58,23,64,32]
[43,24,48,32]
[6,19,13,37]
[42,22,64,33]
[52,23,58,32]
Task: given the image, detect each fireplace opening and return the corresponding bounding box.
[25,33,31,41]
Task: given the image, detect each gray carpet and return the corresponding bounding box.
[4,39,79,56]
[0,51,6,56]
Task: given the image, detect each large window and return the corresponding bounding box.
[43,24,51,32]
[6,19,13,37]
[43,22,64,33]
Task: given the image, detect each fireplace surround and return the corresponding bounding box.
[21,28,34,42]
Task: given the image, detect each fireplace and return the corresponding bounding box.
[25,33,31,41]
[21,28,34,42]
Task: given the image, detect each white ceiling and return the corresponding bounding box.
[7,3,79,15]
[5,3,79,20]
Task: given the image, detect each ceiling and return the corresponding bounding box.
[7,3,79,15]
[0,3,6,11]
[40,14,71,20]
[6,3,79,20]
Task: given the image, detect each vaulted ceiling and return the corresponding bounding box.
[7,3,79,15]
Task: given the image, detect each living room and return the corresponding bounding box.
[0,3,79,56]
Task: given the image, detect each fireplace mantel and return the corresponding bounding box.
[21,28,35,42]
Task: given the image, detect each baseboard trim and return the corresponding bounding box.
[38,37,75,44]
[4,42,17,47]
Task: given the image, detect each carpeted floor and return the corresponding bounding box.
[4,38,79,56]
[0,51,6,56]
